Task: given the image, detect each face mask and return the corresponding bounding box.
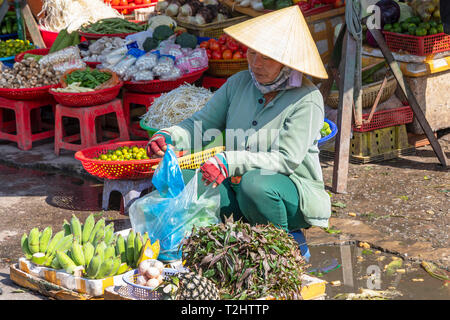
[249,65,303,94]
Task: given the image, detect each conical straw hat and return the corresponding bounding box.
[224,5,328,79]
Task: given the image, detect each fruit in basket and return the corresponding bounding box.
[96,145,149,161]
[203,35,247,60]
[0,39,34,58]
[321,122,332,138]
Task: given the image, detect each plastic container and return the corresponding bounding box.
[382,31,450,56]
[50,82,123,107]
[352,106,414,133]
[123,67,207,93]
[0,55,15,67]
[122,268,180,300]
[318,118,338,148]
[38,26,59,48]
[15,48,50,62]
[0,33,18,40]
[75,140,184,180]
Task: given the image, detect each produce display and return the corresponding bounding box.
[140,83,213,129]
[0,39,34,58]
[407,0,441,22]
[38,0,122,33]
[94,145,150,160]
[156,0,233,25]
[320,121,332,138]
[199,34,247,60]
[106,0,155,15]
[39,46,87,73]
[20,213,160,279]
[80,18,147,35]
[1,11,18,35]
[181,216,307,299]
[383,15,444,36]
[79,36,127,63]
[0,58,62,89]
[64,68,112,89]
[49,29,81,53]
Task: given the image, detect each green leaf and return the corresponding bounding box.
[332,201,347,208]
[323,227,341,234]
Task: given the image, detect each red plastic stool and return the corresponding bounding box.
[202,76,228,90]
[123,90,161,138]
[54,98,130,155]
[0,96,56,150]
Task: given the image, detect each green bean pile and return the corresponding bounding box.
[80,18,147,34]
[65,68,112,89]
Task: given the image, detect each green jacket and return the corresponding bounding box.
[161,70,331,228]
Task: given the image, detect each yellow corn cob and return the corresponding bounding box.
[86,254,103,279]
[82,242,95,267]
[39,226,53,253]
[27,228,40,254]
[81,214,95,245]
[56,251,77,274]
[71,240,85,266]
[88,218,105,244]
[103,223,115,246]
[70,215,82,243]
[126,230,136,267]
[115,234,127,263]
[96,257,115,279]
[134,233,143,266]
[108,256,122,277]
[21,233,33,260]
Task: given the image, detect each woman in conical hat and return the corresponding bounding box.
[147,6,331,257]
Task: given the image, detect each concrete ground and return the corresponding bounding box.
[0,132,448,300]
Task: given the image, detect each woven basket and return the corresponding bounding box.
[175,15,250,39]
[326,75,397,109]
[207,58,248,77]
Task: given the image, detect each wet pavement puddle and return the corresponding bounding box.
[307,244,450,300]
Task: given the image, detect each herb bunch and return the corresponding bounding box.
[181,216,307,300]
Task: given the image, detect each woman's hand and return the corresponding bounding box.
[146,130,172,158]
[200,153,229,188]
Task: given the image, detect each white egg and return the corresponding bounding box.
[146,266,161,279]
[146,278,160,288]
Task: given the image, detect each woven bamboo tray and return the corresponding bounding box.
[326,75,397,109]
[207,58,248,77]
[175,15,250,39]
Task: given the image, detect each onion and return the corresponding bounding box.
[146,267,161,279]
[136,275,147,285]
[146,278,160,288]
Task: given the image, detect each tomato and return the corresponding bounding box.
[208,39,220,51]
[199,41,209,49]
[226,39,238,51]
[111,0,120,5]
[220,44,227,52]
[239,44,247,53]
[143,0,152,3]
[206,49,212,59]
[135,0,143,3]
[120,0,128,5]
[218,34,228,45]
[222,49,233,60]
[232,51,243,59]
[211,50,222,60]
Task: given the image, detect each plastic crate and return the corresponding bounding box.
[353,106,414,132]
[382,31,450,56]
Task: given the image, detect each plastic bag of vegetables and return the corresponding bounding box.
[129,148,221,262]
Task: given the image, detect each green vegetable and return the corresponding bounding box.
[81,18,146,35]
[175,32,197,49]
[65,68,112,89]
[143,37,159,52]
[275,0,292,10]
[262,0,276,10]
[49,29,68,53]
[152,25,174,41]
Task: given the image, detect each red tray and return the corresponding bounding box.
[75,140,184,180]
[382,31,450,56]
[15,48,50,62]
[353,106,414,132]
[123,67,207,93]
[50,82,123,107]
[0,85,57,100]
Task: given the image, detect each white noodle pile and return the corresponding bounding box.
[141,83,214,129]
[38,0,122,33]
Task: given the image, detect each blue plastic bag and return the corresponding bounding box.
[129,148,221,262]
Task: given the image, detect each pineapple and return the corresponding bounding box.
[163,272,220,300]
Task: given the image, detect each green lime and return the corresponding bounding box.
[393,22,401,29]
[100,154,108,160]
[384,24,393,31]
[429,21,438,28]
[393,26,402,34]
[115,150,123,156]
[401,22,410,32]
[111,155,118,161]
[428,27,438,35]
[437,24,444,33]
[412,17,421,24]
[409,26,417,35]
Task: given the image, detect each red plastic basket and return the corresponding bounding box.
[382,31,450,56]
[0,85,57,100]
[123,68,207,93]
[15,48,50,62]
[50,82,123,107]
[74,140,184,180]
[353,106,414,132]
